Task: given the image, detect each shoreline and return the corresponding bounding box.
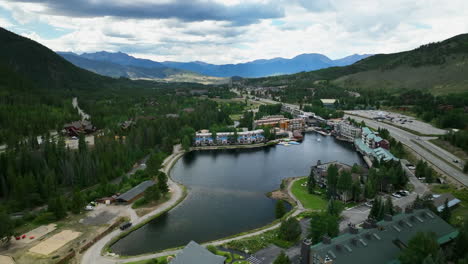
[112,177,305,263]
[80,145,189,264]
[191,141,277,151]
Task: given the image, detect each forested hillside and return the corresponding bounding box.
[245,33,468,94]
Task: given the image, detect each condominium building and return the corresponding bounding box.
[253,116,305,131]
[335,121,361,142]
[194,129,265,146]
[302,209,458,264]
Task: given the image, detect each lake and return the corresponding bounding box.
[111,133,364,255]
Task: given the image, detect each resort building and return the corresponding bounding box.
[169,241,225,264]
[194,129,265,146]
[334,121,362,142]
[253,116,305,131]
[254,115,288,127]
[301,209,459,264]
[354,127,397,162]
[310,160,367,201]
[63,120,96,137]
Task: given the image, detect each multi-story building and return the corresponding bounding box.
[254,116,305,131]
[335,121,361,142]
[194,129,265,146]
[354,127,397,162]
[302,209,458,264]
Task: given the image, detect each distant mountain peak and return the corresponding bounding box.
[67,50,373,78]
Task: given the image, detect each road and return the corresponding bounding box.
[340,169,429,231]
[232,91,467,186]
[344,113,468,186]
[81,146,185,264]
[82,175,306,264]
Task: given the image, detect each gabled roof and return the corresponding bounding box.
[170,241,225,264]
[433,193,461,212]
[310,209,458,264]
[116,180,154,202]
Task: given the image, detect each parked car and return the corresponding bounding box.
[71,136,78,140]
[397,190,410,196]
[365,200,374,207]
[84,205,94,211]
[453,159,459,163]
[392,193,402,198]
[120,222,132,231]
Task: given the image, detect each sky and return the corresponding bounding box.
[0,0,467,64]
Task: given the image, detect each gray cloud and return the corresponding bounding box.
[9,0,285,25]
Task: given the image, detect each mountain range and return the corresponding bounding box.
[247,33,468,94]
[60,51,372,79]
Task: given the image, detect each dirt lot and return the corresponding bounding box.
[9,224,57,247]
[29,230,81,256]
[0,255,16,264]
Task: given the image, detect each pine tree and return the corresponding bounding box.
[273,251,291,264]
[0,208,14,244]
[71,191,84,214]
[157,172,169,194]
[279,217,301,242]
[440,199,451,221]
[275,200,286,219]
[308,175,316,194]
[384,196,395,215]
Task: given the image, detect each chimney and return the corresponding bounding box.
[300,239,312,264]
[384,214,393,221]
[349,225,359,234]
[323,235,332,244]
[405,206,414,214]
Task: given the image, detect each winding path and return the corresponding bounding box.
[81,171,305,264]
[80,146,185,264]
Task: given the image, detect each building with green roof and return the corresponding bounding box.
[355,127,397,162]
[302,209,458,264]
[169,241,225,264]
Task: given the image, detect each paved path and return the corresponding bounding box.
[86,177,306,264]
[80,146,185,264]
[344,113,468,187]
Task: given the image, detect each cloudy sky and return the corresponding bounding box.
[1,0,467,64]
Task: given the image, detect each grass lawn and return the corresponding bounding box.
[431,184,468,226]
[224,228,295,254]
[291,178,327,211]
[430,138,468,162]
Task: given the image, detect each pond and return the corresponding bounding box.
[111,133,364,255]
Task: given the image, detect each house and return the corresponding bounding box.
[432,193,461,212]
[63,120,96,137]
[169,241,225,264]
[302,209,459,264]
[116,180,155,203]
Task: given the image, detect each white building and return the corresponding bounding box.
[194,129,265,146]
[335,121,362,142]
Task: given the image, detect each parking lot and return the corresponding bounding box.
[346,110,447,135]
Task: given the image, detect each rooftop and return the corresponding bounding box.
[169,241,225,264]
[116,180,154,202]
[320,99,337,104]
[310,209,458,264]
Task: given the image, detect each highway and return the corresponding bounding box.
[232,89,468,186]
[344,113,468,187]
